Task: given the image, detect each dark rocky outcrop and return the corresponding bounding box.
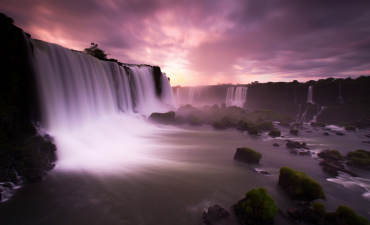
[273,143,280,147]
[234,147,262,164]
[287,208,301,220]
[319,159,358,177]
[323,132,329,136]
[345,149,370,170]
[148,111,175,125]
[300,208,324,224]
[318,150,344,161]
[201,204,230,225]
[268,130,281,137]
[336,132,344,136]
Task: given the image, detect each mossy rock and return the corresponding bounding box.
[236,120,251,131]
[232,187,277,225]
[273,143,279,147]
[278,167,325,201]
[258,120,274,130]
[248,126,260,135]
[346,149,370,170]
[332,205,369,225]
[268,130,281,137]
[289,129,299,135]
[148,111,175,124]
[313,202,326,216]
[234,147,262,164]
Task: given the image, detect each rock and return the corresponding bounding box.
[286,141,309,149]
[289,129,299,135]
[2,182,15,190]
[299,151,311,156]
[234,147,262,164]
[323,128,332,131]
[322,166,339,176]
[336,132,344,136]
[323,132,329,136]
[290,149,298,154]
[361,141,370,144]
[318,150,341,161]
[300,208,323,224]
[148,111,175,124]
[287,208,301,220]
[260,171,269,175]
[273,143,280,147]
[201,204,230,225]
[319,159,359,177]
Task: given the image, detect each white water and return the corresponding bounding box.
[312,106,327,123]
[225,87,247,108]
[307,86,314,104]
[31,39,176,172]
[300,105,309,122]
[189,87,195,103]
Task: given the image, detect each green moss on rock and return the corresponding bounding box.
[268,130,281,137]
[278,166,325,201]
[234,147,262,164]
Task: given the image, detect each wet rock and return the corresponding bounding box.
[336,132,344,136]
[260,171,269,175]
[2,182,15,190]
[299,151,311,156]
[287,208,301,220]
[319,159,358,177]
[234,147,262,164]
[318,150,341,161]
[286,141,309,149]
[290,149,298,154]
[323,132,329,136]
[300,208,323,224]
[322,166,339,176]
[201,204,230,225]
[273,143,280,147]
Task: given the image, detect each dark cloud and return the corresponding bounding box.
[1,0,369,84]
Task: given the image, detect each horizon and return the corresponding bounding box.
[2,0,370,86]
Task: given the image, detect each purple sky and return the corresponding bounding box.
[2,0,370,86]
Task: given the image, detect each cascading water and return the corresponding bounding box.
[338,84,344,104]
[189,87,195,103]
[307,86,314,104]
[30,39,176,172]
[312,106,327,123]
[225,87,247,108]
[300,105,309,122]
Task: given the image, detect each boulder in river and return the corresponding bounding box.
[286,140,309,149]
[319,159,358,177]
[318,150,345,161]
[345,149,370,170]
[201,204,230,225]
[287,208,301,220]
[234,147,262,164]
[323,132,329,136]
[336,132,344,136]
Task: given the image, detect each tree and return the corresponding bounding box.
[84,43,109,60]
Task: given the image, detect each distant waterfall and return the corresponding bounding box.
[189,87,195,103]
[307,86,314,104]
[338,84,344,104]
[225,87,247,108]
[176,88,180,101]
[312,106,327,123]
[301,105,309,122]
[296,104,301,122]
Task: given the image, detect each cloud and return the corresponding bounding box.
[1,0,369,85]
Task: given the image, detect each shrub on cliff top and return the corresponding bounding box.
[242,187,278,221]
[279,167,326,201]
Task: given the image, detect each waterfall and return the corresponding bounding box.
[338,84,344,104]
[296,104,301,122]
[30,39,176,171]
[312,106,327,123]
[225,87,247,108]
[189,87,195,103]
[301,105,309,122]
[307,86,314,104]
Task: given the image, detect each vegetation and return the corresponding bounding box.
[330,150,345,160]
[289,129,299,135]
[268,130,281,137]
[346,149,370,169]
[242,187,278,221]
[279,122,290,127]
[234,147,262,164]
[248,126,260,135]
[313,202,326,216]
[84,43,109,60]
[278,167,326,201]
[333,205,370,225]
[345,126,357,131]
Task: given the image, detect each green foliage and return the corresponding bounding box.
[239,147,262,162]
[350,158,370,167]
[84,43,109,60]
[279,122,290,127]
[302,142,307,147]
[258,120,274,130]
[279,167,326,200]
[313,202,326,216]
[334,205,370,225]
[213,121,225,129]
[268,130,281,137]
[347,149,370,159]
[242,187,278,221]
[330,150,345,160]
[187,114,202,126]
[290,129,299,135]
[248,126,260,135]
[256,117,265,123]
[345,126,357,131]
[237,120,251,131]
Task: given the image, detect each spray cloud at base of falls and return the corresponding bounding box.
[30,39,177,172]
[225,87,248,108]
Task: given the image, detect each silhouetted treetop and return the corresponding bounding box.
[84,43,109,60]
